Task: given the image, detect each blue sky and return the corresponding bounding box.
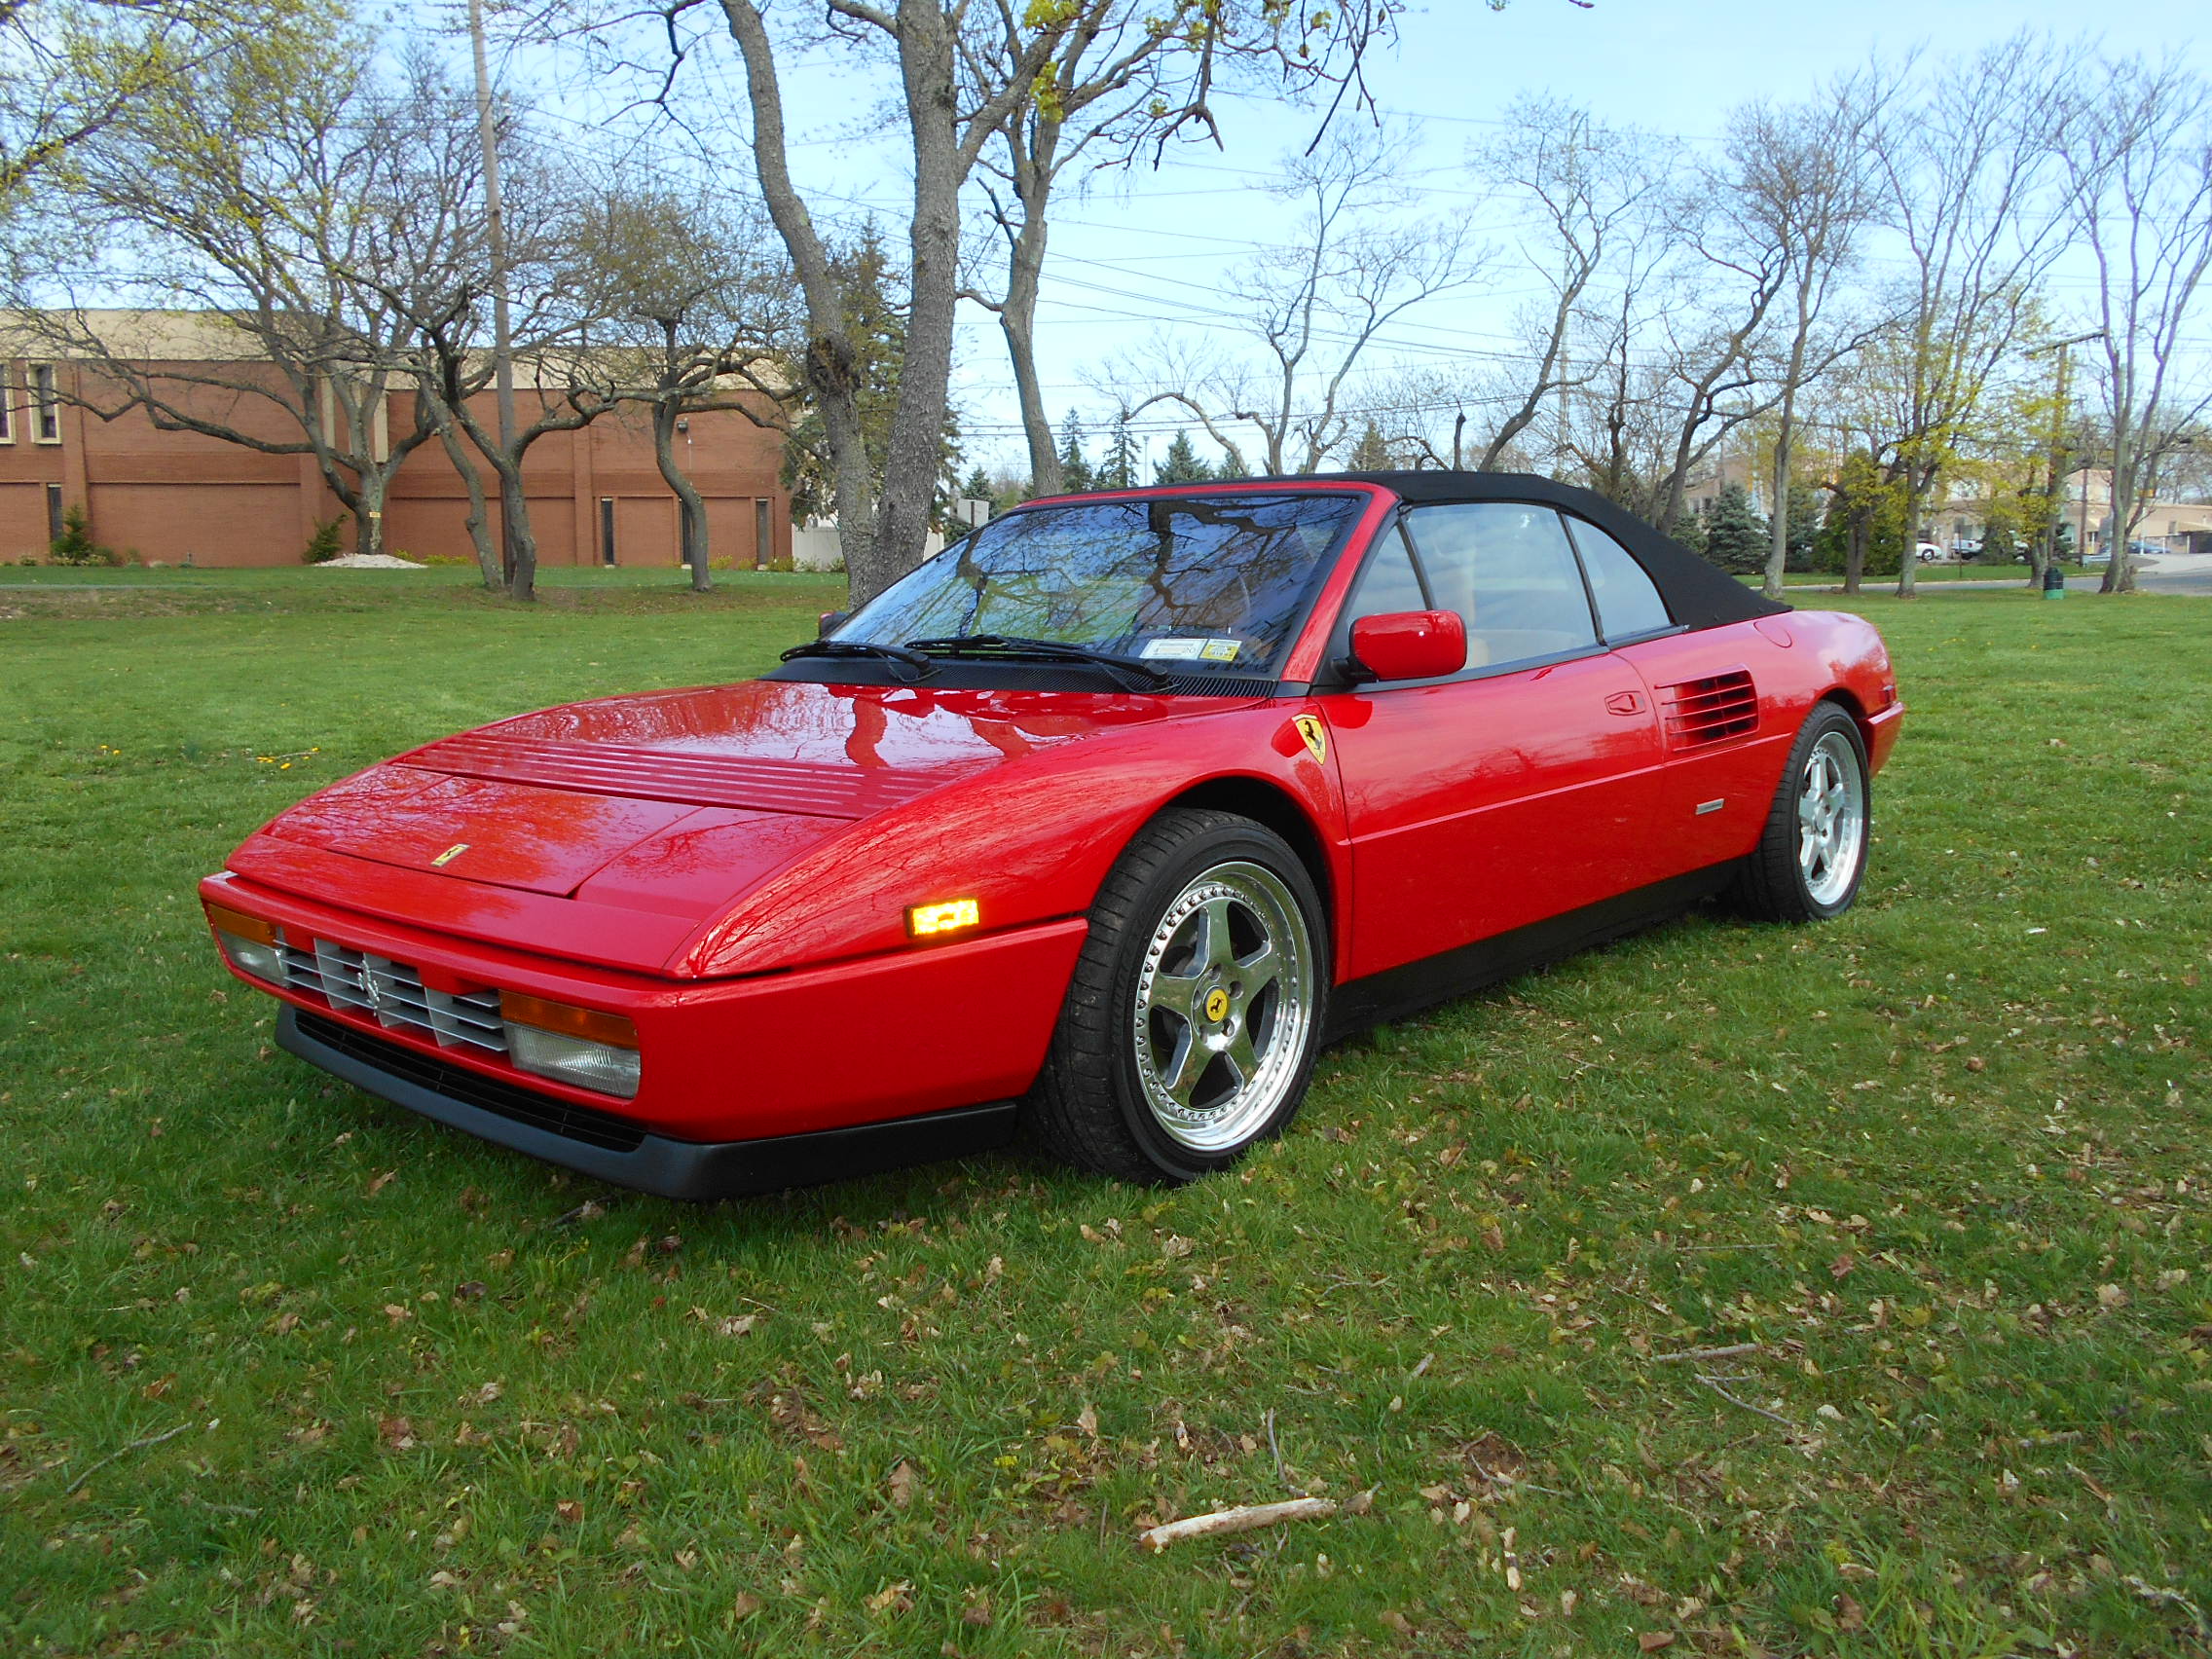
[510,0,2209,475]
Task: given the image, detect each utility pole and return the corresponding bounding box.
[2027,330,2105,583]
[467,0,522,590]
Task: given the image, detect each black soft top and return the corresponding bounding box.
[1299,469,1790,631]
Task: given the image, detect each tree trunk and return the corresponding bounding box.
[353,469,387,561]
[1762,397,1796,601]
[653,400,713,593]
[2102,406,2135,594]
[869,0,966,605]
[437,414,498,589]
[722,2,881,600]
[1001,204,1057,496]
[1895,472,1926,597]
[1843,515,1866,595]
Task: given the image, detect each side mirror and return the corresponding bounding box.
[1348,609,1466,682]
[818,610,849,635]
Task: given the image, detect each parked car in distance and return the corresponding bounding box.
[202,472,1903,1198]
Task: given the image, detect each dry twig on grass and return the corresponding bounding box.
[1138,1497,1338,1551]
[63,1422,190,1495]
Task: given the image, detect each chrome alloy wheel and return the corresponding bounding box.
[1797,729,1867,908]
[1130,861,1316,1152]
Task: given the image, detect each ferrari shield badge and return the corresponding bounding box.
[431,842,470,867]
[1292,715,1328,765]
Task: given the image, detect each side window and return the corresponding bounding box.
[1564,517,1674,640]
[1402,503,1598,669]
[1344,529,1429,623]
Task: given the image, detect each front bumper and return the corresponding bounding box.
[204,869,1088,1144]
[279,1006,1019,1200]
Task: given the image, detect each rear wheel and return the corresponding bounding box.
[1733,702,1870,922]
[1026,809,1326,1184]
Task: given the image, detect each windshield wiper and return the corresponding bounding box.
[904,634,1170,691]
[780,638,937,682]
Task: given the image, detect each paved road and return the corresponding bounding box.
[1791,553,2212,598]
[2132,551,2212,597]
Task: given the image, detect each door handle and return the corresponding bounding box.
[1604,691,1645,716]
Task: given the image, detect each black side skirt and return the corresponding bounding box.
[276,1006,1019,1203]
[1321,863,1738,1041]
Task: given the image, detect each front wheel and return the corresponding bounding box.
[1732,702,1871,923]
[1026,809,1327,1184]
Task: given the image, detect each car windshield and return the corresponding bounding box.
[832,492,1362,676]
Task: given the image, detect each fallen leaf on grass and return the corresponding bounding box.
[1638,1634,1675,1652]
[886,1459,918,1509]
[864,1580,913,1615]
[1076,1403,1098,1438]
[366,1170,397,1197]
[382,1304,412,1324]
[1837,1593,1865,1632]
[378,1417,416,1452]
[730,1593,762,1620]
[554,1500,583,1524]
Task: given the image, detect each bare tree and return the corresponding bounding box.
[0,0,311,197]
[13,26,452,562]
[570,186,800,590]
[1468,95,1668,471]
[2061,56,2212,594]
[1733,75,1885,598]
[957,1,1403,497]
[1866,35,2075,597]
[1122,125,1483,476]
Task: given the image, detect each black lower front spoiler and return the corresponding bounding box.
[276,1006,1021,1202]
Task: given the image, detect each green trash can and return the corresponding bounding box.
[2043,564,2065,600]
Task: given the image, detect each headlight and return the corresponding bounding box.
[207,902,286,985]
[500,993,641,1099]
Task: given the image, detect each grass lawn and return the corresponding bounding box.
[3,571,2207,1657]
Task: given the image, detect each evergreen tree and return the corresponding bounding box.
[1784,481,1822,572]
[1673,507,1710,556]
[1703,482,1769,573]
[1347,419,1393,471]
[1098,419,1139,491]
[782,226,919,524]
[1056,409,1093,494]
[1153,429,1213,486]
[959,466,993,505]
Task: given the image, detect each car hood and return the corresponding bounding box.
[240,678,1245,965]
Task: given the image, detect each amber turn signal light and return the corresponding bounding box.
[906,898,980,939]
[204,902,277,945]
[498,991,639,1051]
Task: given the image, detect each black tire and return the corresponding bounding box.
[1026,808,1329,1184]
[1731,701,1871,923]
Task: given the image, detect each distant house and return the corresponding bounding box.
[0,310,792,568]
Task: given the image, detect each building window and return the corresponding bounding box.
[0,363,12,442]
[755,498,771,571]
[32,363,59,442]
[46,483,64,542]
[599,497,616,567]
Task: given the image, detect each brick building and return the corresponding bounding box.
[0,312,792,568]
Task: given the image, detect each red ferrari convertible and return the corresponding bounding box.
[202,472,1900,1197]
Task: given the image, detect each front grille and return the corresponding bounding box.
[1661,669,1759,749]
[276,937,507,1054]
[295,1012,647,1153]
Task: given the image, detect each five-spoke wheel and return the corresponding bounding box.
[1026,809,1327,1184]
[1736,702,1871,922]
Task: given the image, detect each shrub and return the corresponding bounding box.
[303,516,348,564]
[49,504,119,566]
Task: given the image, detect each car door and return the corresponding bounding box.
[1558,514,1794,881]
[1318,503,1668,982]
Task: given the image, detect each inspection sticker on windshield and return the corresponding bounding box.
[1141,637,1241,663]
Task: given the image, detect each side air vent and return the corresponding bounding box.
[1661,669,1758,749]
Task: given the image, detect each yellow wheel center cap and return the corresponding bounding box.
[1203,987,1231,1023]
